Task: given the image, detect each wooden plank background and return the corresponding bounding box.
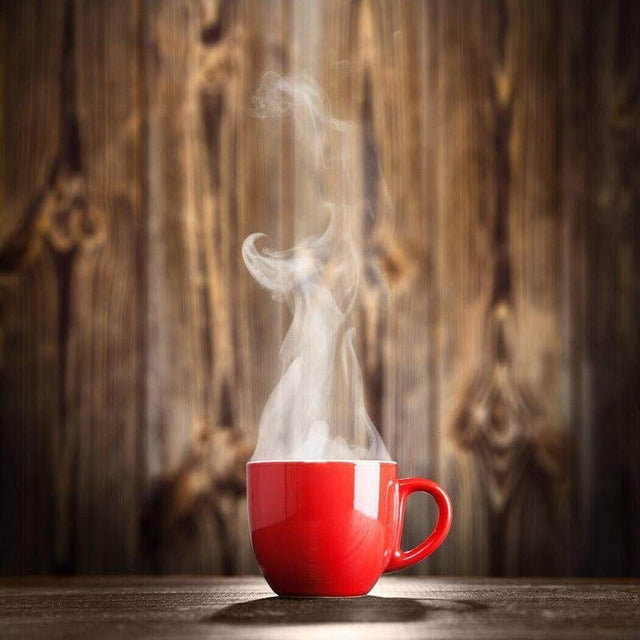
[1,0,638,576]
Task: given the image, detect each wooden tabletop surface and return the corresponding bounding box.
[1,576,639,639]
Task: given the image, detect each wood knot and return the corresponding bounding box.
[449,364,566,513]
[370,230,419,292]
[44,172,106,253]
[197,3,242,86]
[201,22,223,47]
[610,73,640,131]
[200,0,232,47]
[141,421,253,553]
[0,168,106,285]
[492,66,513,108]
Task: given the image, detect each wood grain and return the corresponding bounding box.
[71,0,144,574]
[1,0,639,576]
[437,0,570,577]
[0,576,639,639]
[0,0,65,574]
[579,0,640,576]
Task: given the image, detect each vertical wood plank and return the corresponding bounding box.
[71,0,144,571]
[144,0,221,573]
[580,0,640,576]
[559,0,594,576]
[498,0,569,575]
[0,0,65,573]
[434,0,498,576]
[436,0,570,576]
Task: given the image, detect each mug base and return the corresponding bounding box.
[274,591,369,599]
[266,578,376,598]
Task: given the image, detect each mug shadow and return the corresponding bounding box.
[207,596,429,625]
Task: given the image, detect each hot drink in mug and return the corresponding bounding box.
[247,460,452,597]
[243,75,452,597]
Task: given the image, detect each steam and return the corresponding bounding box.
[243,73,391,462]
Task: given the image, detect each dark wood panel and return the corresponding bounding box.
[580,0,640,576]
[0,0,144,573]
[1,0,72,573]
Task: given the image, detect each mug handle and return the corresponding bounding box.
[385,478,453,573]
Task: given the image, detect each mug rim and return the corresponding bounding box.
[247,459,397,465]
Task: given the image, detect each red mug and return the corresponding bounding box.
[247,460,452,597]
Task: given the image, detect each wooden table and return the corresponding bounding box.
[1,576,638,639]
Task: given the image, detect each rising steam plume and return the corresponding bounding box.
[243,73,391,462]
